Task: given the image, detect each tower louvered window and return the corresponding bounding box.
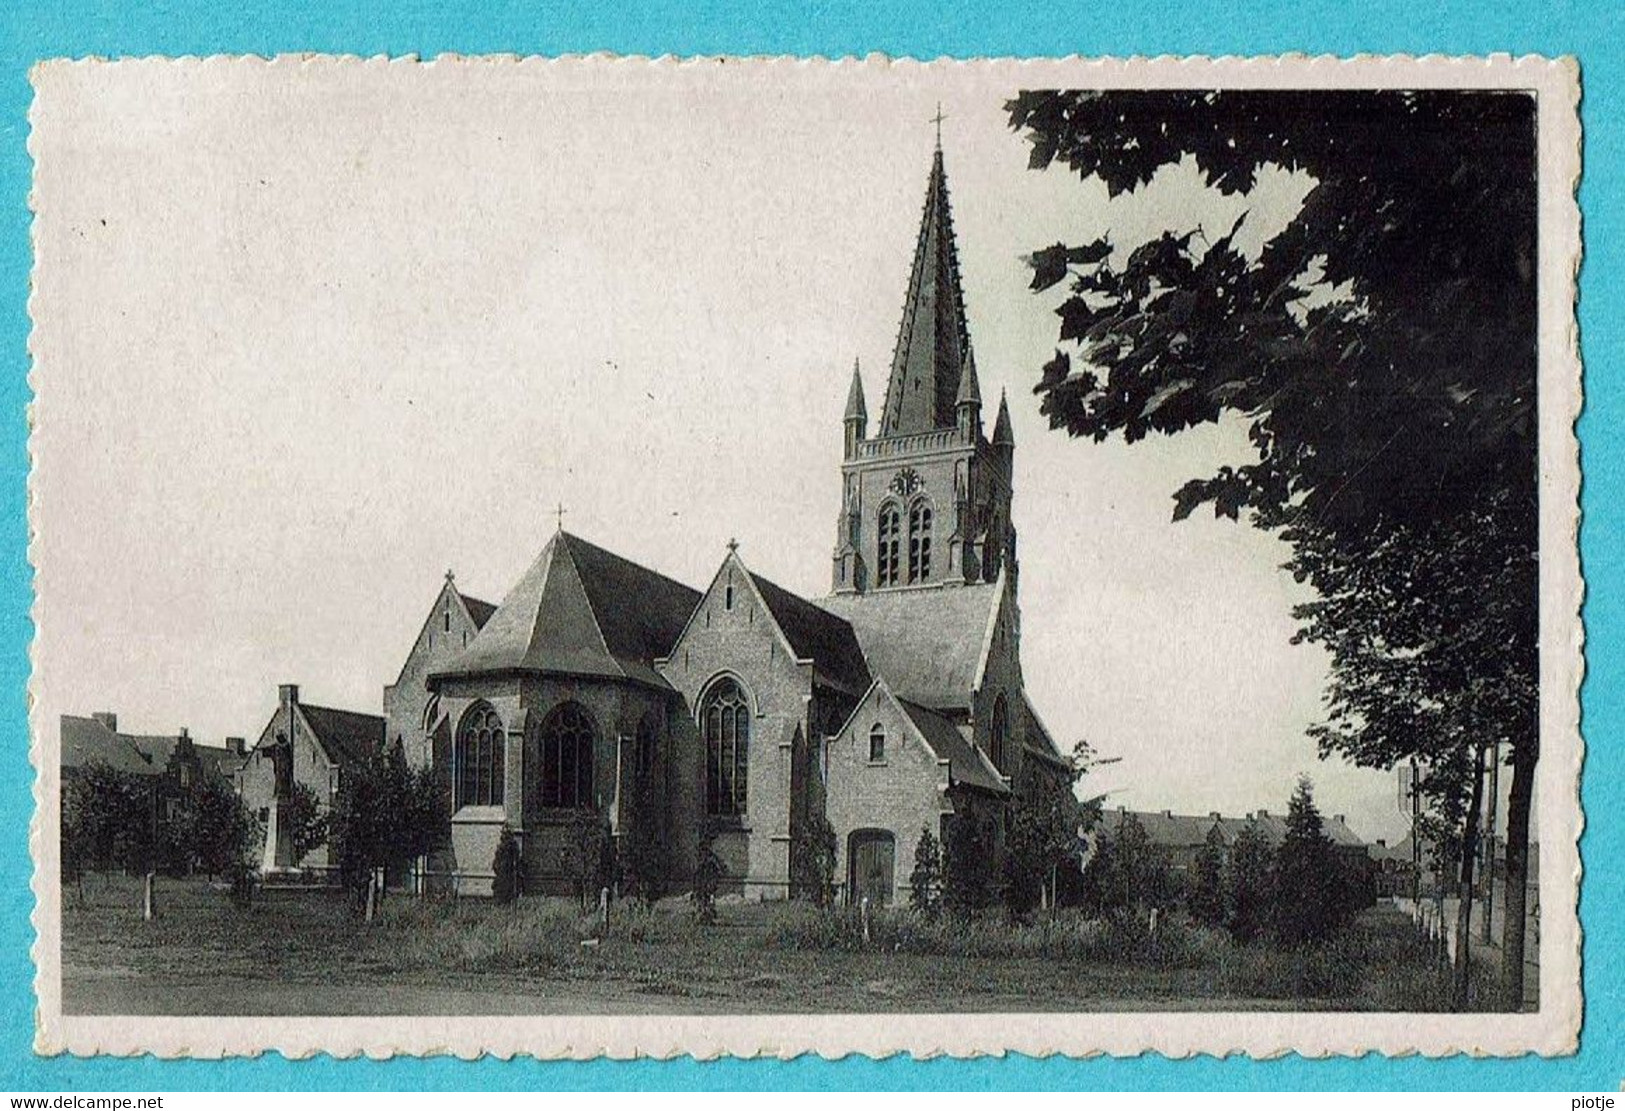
[908,500,933,583]
[455,702,505,809]
[538,702,596,810]
[703,679,750,817]
[877,505,901,587]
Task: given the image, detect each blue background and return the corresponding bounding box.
[0,0,1616,1091]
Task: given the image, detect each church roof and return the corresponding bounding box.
[816,580,1001,711]
[897,696,1009,796]
[459,592,497,629]
[431,530,700,691]
[298,704,385,767]
[878,147,973,437]
[747,572,871,694]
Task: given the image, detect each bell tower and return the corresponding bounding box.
[831,143,1015,595]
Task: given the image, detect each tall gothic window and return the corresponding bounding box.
[877,504,901,587]
[538,701,596,810]
[989,693,1009,775]
[702,678,750,817]
[455,702,505,809]
[908,499,933,583]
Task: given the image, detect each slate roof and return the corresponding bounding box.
[748,572,871,693]
[459,592,497,629]
[817,581,1001,710]
[1020,694,1070,768]
[299,704,384,767]
[896,696,1008,796]
[60,715,159,777]
[432,530,700,691]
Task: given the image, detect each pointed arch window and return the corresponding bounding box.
[989,693,1009,775]
[538,701,596,810]
[877,504,902,587]
[702,679,750,817]
[455,702,505,809]
[633,713,660,785]
[908,499,933,583]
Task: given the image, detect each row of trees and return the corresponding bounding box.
[1085,778,1371,945]
[1008,90,1538,1006]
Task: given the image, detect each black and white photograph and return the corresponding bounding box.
[26,56,1581,1059]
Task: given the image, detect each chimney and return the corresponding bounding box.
[225,736,246,756]
[1334,814,1346,824]
[1376,838,1388,848]
[1210,811,1222,821]
[91,711,117,732]
[1162,809,1172,818]
[278,684,300,708]
[1257,809,1269,818]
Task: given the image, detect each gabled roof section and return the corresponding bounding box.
[459,591,497,629]
[747,571,870,693]
[60,715,159,776]
[431,530,699,690]
[817,580,1002,711]
[298,704,384,767]
[896,695,1008,797]
[879,146,973,437]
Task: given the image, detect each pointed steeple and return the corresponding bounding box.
[879,146,973,437]
[844,358,868,422]
[992,388,1015,447]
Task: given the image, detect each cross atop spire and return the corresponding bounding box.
[554,502,567,531]
[931,102,948,149]
[878,144,973,437]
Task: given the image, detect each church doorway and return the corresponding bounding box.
[848,829,896,907]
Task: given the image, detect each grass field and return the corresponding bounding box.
[59,873,1498,1015]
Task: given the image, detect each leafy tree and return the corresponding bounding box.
[566,808,616,911]
[329,746,445,919]
[942,811,994,916]
[281,780,328,868]
[1226,820,1274,944]
[692,818,725,922]
[909,826,943,918]
[1189,824,1227,927]
[789,809,838,906]
[1004,759,1086,917]
[491,829,521,905]
[64,763,154,875]
[1008,90,1538,1005]
[187,772,260,880]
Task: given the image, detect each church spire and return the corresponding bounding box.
[992,388,1015,447]
[878,145,972,437]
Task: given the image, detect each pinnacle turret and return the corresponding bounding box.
[992,389,1015,447]
[844,358,868,423]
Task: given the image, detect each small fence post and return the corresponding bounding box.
[599,886,610,932]
[142,872,155,921]
[861,896,871,946]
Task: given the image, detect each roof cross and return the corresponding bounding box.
[554,502,567,531]
[931,102,948,148]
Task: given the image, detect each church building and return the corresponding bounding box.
[384,143,1073,902]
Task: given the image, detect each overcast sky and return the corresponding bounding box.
[31,58,1424,842]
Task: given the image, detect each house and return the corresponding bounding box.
[236,684,384,874]
[386,142,1078,899]
[61,712,241,800]
[1103,805,1373,877]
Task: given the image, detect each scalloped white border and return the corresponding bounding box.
[26,51,1584,1061]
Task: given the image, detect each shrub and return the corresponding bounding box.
[693,819,725,922]
[909,826,943,917]
[567,809,615,910]
[620,783,668,906]
[942,812,993,915]
[790,809,837,905]
[491,829,521,905]
[1226,820,1274,943]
